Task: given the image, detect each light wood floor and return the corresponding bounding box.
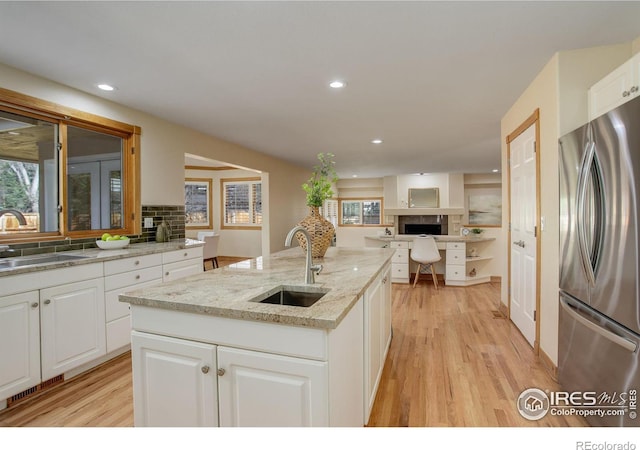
[0,279,586,427]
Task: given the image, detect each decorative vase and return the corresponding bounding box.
[296,206,334,258]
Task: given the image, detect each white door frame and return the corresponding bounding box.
[506,109,541,355]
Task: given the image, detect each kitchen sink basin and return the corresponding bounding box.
[252,286,329,307]
[0,253,92,269]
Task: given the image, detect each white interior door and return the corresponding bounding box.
[509,123,537,346]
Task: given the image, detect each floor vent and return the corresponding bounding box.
[7,375,64,408]
[491,310,506,319]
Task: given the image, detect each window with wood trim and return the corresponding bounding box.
[221,178,262,229]
[339,198,383,226]
[0,87,140,242]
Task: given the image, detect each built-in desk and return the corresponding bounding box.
[364,235,495,286]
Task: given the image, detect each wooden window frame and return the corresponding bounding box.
[185,178,213,230]
[338,197,386,227]
[220,177,262,230]
[0,87,141,243]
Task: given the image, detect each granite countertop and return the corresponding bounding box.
[0,239,204,277]
[121,246,395,330]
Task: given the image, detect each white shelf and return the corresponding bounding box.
[465,256,492,263]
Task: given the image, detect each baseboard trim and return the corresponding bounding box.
[498,302,508,317]
[539,348,558,382]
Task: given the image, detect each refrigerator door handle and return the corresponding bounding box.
[576,140,597,287]
[560,296,637,353]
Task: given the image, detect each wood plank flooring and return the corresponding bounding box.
[0,279,586,427]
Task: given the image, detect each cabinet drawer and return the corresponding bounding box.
[162,247,203,264]
[446,264,466,281]
[104,265,163,292]
[105,278,163,322]
[389,241,409,249]
[392,248,409,263]
[104,253,162,276]
[163,259,203,283]
[391,263,409,279]
[446,242,466,251]
[106,315,131,353]
[447,249,466,264]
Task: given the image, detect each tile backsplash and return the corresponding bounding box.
[0,204,185,258]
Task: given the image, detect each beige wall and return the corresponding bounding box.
[500,41,633,365]
[0,63,309,254]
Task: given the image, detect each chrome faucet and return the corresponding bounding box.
[0,209,27,226]
[284,226,323,284]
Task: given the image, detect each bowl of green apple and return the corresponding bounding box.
[96,233,130,249]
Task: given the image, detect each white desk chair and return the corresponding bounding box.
[200,234,220,270]
[411,235,441,289]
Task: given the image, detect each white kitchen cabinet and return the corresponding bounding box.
[364,263,392,423]
[217,346,328,426]
[40,278,106,379]
[390,240,409,283]
[0,291,41,400]
[589,53,640,119]
[104,253,163,353]
[131,331,218,427]
[444,241,492,287]
[162,247,203,282]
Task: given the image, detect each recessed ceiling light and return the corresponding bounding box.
[492,169,499,173]
[8,131,20,135]
[97,84,115,91]
[352,174,358,178]
[329,80,345,89]
[371,139,383,144]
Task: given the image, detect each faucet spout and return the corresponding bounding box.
[0,209,27,226]
[284,225,322,284]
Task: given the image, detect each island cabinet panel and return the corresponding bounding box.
[0,291,41,400]
[364,263,392,424]
[39,278,106,380]
[131,331,218,427]
[217,346,328,427]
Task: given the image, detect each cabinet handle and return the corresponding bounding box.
[382,276,387,284]
[135,275,141,280]
[631,86,639,94]
[623,90,630,97]
[31,302,39,308]
[43,299,51,305]
[184,252,188,257]
[165,271,170,276]
[135,260,140,265]
[201,365,210,374]
[217,368,226,376]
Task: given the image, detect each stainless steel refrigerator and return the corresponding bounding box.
[559,95,640,427]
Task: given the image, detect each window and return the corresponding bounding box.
[185,178,212,229]
[0,87,139,241]
[339,198,383,226]
[221,178,262,228]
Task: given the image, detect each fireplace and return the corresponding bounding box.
[404,223,442,235]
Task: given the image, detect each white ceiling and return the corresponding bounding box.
[1,1,639,178]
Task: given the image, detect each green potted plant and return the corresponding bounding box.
[297,153,338,257]
[470,228,484,235]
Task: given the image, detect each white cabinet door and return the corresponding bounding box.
[364,272,383,421]
[40,278,106,379]
[217,346,328,427]
[589,54,640,119]
[0,291,41,400]
[381,265,392,358]
[131,331,218,427]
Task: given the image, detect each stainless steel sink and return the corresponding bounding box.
[251,286,329,307]
[0,253,91,269]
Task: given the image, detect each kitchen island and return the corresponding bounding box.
[120,246,395,427]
